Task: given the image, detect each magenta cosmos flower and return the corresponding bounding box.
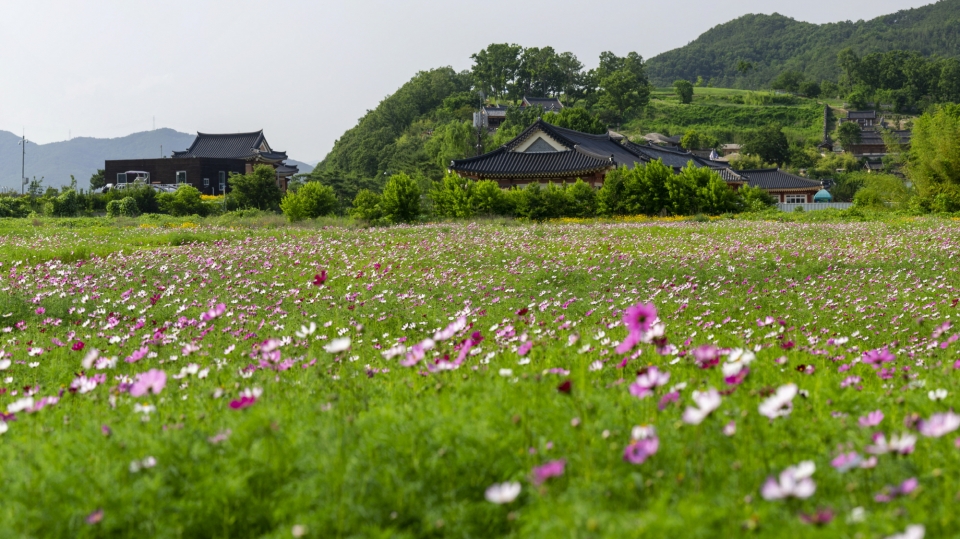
[531,459,565,485]
[623,426,659,464]
[312,271,327,286]
[129,369,166,397]
[858,410,884,428]
[616,302,658,354]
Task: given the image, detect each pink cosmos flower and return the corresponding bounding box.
[658,390,679,410]
[862,347,895,369]
[124,346,149,364]
[841,376,861,388]
[623,426,659,464]
[799,508,834,526]
[201,303,226,321]
[859,410,884,428]
[723,421,736,436]
[86,508,104,525]
[616,302,657,353]
[692,345,720,369]
[624,303,657,334]
[875,477,918,503]
[831,452,864,473]
[517,341,533,357]
[917,412,960,438]
[761,461,816,500]
[129,369,166,397]
[532,459,565,485]
[629,367,670,399]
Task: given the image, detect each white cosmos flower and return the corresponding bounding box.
[759,384,798,420]
[81,349,100,370]
[722,348,756,377]
[682,388,722,425]
[484,482,521,504]
[928,389,948,401]
[886,525,925,539]
[761,461,816,500]
[0,421,7,435]
[324,337,351,354]
[7,397,34,413]
[295,322,317,339]
[498,368,513,377]
[0,359,10,370]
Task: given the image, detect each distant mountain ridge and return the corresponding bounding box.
[0,129,313,191]
[645,0,960,88]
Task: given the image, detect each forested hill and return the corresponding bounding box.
[646,0,960,88]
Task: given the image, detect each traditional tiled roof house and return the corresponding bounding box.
[449,120,824,202]
[521,96,564,112]
[104,130,298,194]
[449,120,736,188]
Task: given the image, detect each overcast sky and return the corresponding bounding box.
[0,0,934,162]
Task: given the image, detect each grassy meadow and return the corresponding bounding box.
[0,215,958,538]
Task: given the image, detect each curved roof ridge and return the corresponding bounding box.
[573,145,616,162]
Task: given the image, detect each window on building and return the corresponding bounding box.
[176,171,187,184]
[785,195,806,204]
[203,177,210,187]
[116,173,127,184]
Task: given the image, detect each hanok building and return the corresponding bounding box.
[521,96,564,112]
[737,169,824,203]
[449,120,825,202]
[103,130,298,194]
[450,119,731,189]
[479,105,509,130]
[845,129,911,158]
[842,110,878,128]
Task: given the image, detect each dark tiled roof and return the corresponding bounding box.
[483,105,508,118]
[275,164,300,175]
[623,140,715,170]
[522,97,564,111]
[173,131,286,159]
[737,169,823,190]
[847,110,877,120]
[451,120,741,181]
[450,147,611,177]
[855,130,911,145]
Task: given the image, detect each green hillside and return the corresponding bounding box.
[624,87,825,144]
[646,0,960,88]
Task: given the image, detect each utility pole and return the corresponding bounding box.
[18,130,31,196]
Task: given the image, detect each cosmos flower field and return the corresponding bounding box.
[1,217,959,538]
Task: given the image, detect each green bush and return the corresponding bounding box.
[48,189,80,217]
[280,182,339,222]
[350,189,384,222]
[380,173,421,223]
[158,185,206,217]
[228,165,283,211]
[739,185,777,211]
[0,196,30,218]
[106,197,139,218]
